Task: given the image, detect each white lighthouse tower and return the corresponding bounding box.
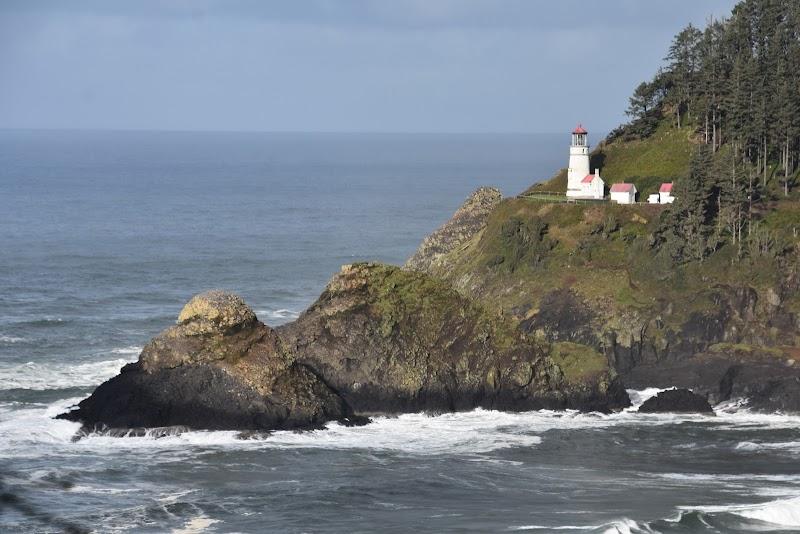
[566,124,604,199]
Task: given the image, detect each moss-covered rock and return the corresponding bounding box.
[279,262,629,414]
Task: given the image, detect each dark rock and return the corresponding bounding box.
[279,262,630,415]
[638,388,714,414]
[58,291,356,432]
[520,288,596,347]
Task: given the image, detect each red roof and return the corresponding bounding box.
[582,174,597,183]
[659,182,673,193]
[572,124,587,134]
[610,183,634,193]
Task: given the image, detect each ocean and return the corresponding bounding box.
[1,129,800,533]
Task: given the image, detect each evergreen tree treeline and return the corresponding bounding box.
[613,0,800,197]
[610,0,800,264]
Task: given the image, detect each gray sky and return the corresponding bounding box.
[0,0,738,133]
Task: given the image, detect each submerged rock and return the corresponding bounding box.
[58,291,358,431]
[638,388,713,414]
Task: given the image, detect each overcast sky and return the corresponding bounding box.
[0,0,738,133]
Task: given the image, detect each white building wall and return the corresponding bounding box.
[593,177,604,199]
[567,146,590,197]
[610,190,636,204]
[659,192,674,204]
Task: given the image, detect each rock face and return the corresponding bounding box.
[279,263,630,414]
[58,291,356,431]
[625,346,800,412]
[638,388,714,414]
[405,187,502,273]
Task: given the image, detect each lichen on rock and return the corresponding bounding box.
[405,186,502,273]
[176,290,257,335]
[59,291,358,432]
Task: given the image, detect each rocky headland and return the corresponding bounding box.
[404,185,800,413]
[60,264,630,433]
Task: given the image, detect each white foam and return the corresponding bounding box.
[735,441,800,452]
[687,495,800,528]
[110,345,143,356]
[658,472,800,483]
[600,519,655,534]
[171,516,221,534]
[510,525,596,531]
[510,519,656,533]
[0,334,27,343]
[0,358,132,390]
[625,387,674,411]
[255,308,300,322]
[262,410,543,454]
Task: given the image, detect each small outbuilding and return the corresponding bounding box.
[610,183,637,204]
[577,169,605,199]
[647,193,660,204]
[659,183,675,204]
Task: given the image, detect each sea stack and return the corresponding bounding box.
[58,290,358,431]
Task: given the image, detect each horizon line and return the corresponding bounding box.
[0,126,611,136]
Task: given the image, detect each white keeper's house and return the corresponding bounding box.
[659,183,675,203]
[610,183,637,204]
[566,125,604,200]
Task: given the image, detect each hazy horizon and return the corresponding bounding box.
[1,1,738,134]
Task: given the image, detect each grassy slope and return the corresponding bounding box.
[432,197,785,330]
[525,122,695,197]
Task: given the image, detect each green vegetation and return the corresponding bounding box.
[616,0,800,199]
[352,263,523,351]
[594,122,694,196]
[549,342,610,383]
[708,343,785,359]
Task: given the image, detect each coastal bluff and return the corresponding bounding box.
[59,266,630,433]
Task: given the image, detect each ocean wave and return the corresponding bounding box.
[0,334,28,344]
[254,308,301,322]
[658,472,800,483]
[735,440,800,452]
[0,404,553,459]
[0,351,138,391]
[682,495,800,529]
[172,515,221,534]
[109,345,143,356]
[509,519,653,533]
[625,387,674,411]
[2,390,800,460]
[11,317,68,327]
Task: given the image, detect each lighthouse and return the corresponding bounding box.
[566,124,604,199]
